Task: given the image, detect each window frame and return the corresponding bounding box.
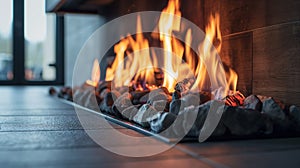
[0,0,64,85]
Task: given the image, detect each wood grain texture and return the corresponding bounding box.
[221,32,253,95]
[204,0,300,36]
[253,22,300,105]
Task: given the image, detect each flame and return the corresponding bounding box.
[206,13,238,94]
[192,13,238,96]
[227,68,238,92]
[185,28,208,91]
[86,59,100,87]
[157,0,184,91]
[105,0,186,92]
[100,0,238,98]
[106,15,156,90]
[205,13,222,53]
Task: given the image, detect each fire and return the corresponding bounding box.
[204,13,238,94]
[227,68,238,93]
[194,13,238,96]
[106,15,157,90]
[99,0,238,99]
[86,59,100,87]
[158,0,183,91]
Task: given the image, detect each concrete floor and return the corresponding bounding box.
[1,86,300,168]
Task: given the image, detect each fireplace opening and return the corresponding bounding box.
[50,0,300,141]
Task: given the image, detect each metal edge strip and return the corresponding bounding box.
[57,98,177,143]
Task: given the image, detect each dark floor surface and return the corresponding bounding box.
[1,86,300,168]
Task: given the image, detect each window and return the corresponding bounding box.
[0,0,13,80]
[0,0,64,85]
[25,0,56,81]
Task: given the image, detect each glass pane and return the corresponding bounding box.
[25,0,56,81]
[0,0,13,80]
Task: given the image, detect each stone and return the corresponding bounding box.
[244,95,263,111]
[121,105,139,121]
[99,88,110,100]
[112,93,133,117]
[152,100,168,111]
[148,88,169,97]
[172,91,181,100]
[96,81,112,94]
[49,87,57,95]
[211,122,227,137]
[183,100,228,138]
[150,112,177,133]
[130,90,149,105]
[262,98,285,121]
[151,100,226,138]
[260,98,295,134]
[289,105,300,132]
[133,104,161,127]
[83,91,100,111]
[147,92,169,105]
[257,95,271,102]
[222,106,273,135]
[116,86,130,94]
[169,99,184,115]
[99,101,112,114]
[181,94,200,107]
[290,105,300,123]
[99,91,118,114]
[138,93,149,105]
[57,86,73,101]
[186,102,210,137]
[175,78,194,93]
[72,88,99,110]
[174,79,195,97]
[158,87,170,95]
[72,89,82,103]
[76,89,92,107]
[104,92,115,107]
[169,105,199,138]
[276,100,286,110]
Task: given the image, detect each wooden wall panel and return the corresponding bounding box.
[203,0,300,105]
[220,33,253,96]
[253,22,300,105]
[204,0,300,36]
[181,0,204,30]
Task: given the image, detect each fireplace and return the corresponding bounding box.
[50,0,300,141]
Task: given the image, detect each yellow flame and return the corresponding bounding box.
[102,0,238,97]
[86,59,100,87]
[157,0,183,91]
[106,15,156,89]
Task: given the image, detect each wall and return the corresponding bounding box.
[65,14,106,86]
[63,0,300,105]
[203,0,300,105]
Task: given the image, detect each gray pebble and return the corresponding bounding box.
[170,100,184,115]
[150,112,177,133]
[133,104,161,127]
[121,105,139,121]
[262,98,285,121]
[152,100,168,111]
[244,95,263,111]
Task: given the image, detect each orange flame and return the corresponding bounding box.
[205,13,238,94]
[86,59,100,87]
[101,0,238,98]
[106,15,156,90]
[192,13,238,96]
[157,0,185,91]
